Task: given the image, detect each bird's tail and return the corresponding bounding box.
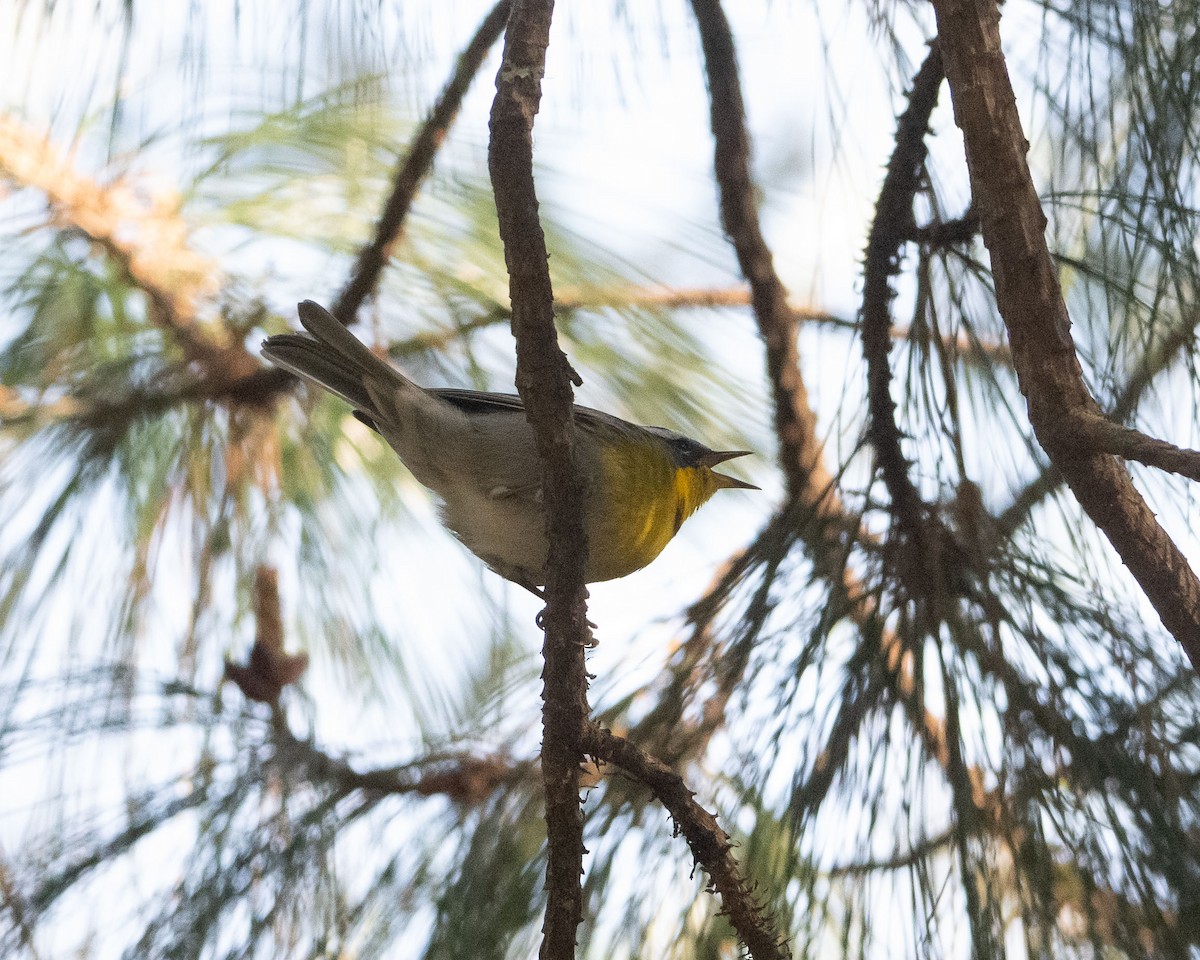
[261,300,410,415]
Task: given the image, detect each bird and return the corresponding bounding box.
[262,300,757,593]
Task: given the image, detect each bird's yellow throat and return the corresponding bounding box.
[586,444,719,582]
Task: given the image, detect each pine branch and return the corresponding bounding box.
[852,44,1011,832]
[582,723,790,960]
[0,848,40,960]
[629,502,963,824]
[937,650,1004,960]
[0,114,253,377]
[687,0,835,513]
[559,284,1009,364]
[331,0,511,325]
[861,41,944,543]
[624,507,808,767]
[270,726,526,805]
[1053,413,1200,482]
[682,3,970,800]
[681,0,899,807]
[28,784,212,916]
[932,0,1200,670]
[487,1,591,957]
[5,282,1005,449]
[5,0,508,446]
[788,669,888,815]
[998,311,1200,537]
[556,284,836,318]
[825,827,957,876]
[494,284,1012,363]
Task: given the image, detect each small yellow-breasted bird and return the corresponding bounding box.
[262,300,757,592]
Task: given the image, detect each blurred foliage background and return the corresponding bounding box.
[1,0,1199,957]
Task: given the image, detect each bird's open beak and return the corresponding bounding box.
[699,450,760,490]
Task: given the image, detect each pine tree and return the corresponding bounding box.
[1,1,1198,957]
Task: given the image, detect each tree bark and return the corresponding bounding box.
[932,0,1200,671]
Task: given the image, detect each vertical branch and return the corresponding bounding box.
[861,43,945,540]
[932,0,1200,670]
[687,0,831,513]
[486,2,591,958]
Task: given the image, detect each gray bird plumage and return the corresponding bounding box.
[261,300,755,588]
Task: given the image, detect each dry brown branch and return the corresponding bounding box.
[932,0,1200,670]
[0,114,252,377]
[271,727,526,805]
[556,285,1009,364]
[487,1,591,956]
[555,284,835,318]
[223,566,309,705]
[582,723,790,960]
[405,286,1012,367]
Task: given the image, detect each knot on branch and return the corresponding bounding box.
[224,566,308,705]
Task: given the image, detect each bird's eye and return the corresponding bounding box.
[670,436,707,463]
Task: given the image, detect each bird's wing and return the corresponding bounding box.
[431,388,650,438]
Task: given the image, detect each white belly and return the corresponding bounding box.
[439,484,549,584]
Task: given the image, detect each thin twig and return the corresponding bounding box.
[583,723,790,960]
[271,725,526,804]
[28,785,211,914]
[556,284,837,319]
[331,0,512,325]
[936,649,1003,959]
[861,42,944,542]
[1054,412,1200,482]
[558,284,1008,363]
[825,826,957,877]
[998,313,1199,537]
